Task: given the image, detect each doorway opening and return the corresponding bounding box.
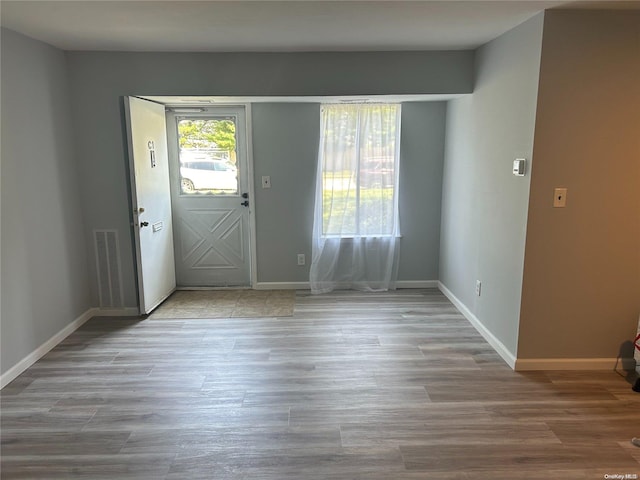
[125,98,256,314]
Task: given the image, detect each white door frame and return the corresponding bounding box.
[165,103,257,288]
[244,103,258,288]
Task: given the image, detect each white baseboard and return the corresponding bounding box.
[437,281,517,369]
[515,357,637,371]
[395,280,439,289]
[254,280,439,291]
[437,282,638,372]
[92,307,140,317]
[0,308,96,389]
[176,286,252,291]
[254,282,310,290]
[0,306,145,389]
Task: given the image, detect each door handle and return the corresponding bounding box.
[140,221,149,227]
[241,193,249,199]
[240,201,249,207]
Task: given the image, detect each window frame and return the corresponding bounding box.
[318,103,402,239]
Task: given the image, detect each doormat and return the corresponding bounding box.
[148,290,295,319]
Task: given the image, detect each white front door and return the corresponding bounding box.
[124,97,177,313]
[167,106,252,287]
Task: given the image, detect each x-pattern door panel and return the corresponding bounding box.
[179,208,245,271]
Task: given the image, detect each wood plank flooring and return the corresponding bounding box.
[1,289,639,479]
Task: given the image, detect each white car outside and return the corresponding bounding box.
[180,158,237,192]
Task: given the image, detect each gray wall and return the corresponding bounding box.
[398,102,446,281]
[518,11,640,360]
[251,102,446,284]
[1,29,91,376]
[251,103,319,283]
[67,51,473,97]
[66,51,471,306]
[439,14,544,356]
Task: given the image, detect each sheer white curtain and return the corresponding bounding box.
[310,104,401,294]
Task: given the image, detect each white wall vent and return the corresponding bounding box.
[93,229,124,308]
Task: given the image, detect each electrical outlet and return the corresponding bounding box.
[297,254,305,266]
[476,280,482,296]
[553,187,567,208]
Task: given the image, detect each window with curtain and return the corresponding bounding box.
[310,103,402,294]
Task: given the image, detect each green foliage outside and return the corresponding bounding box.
[323,187,394,236]
[178,119,236,155]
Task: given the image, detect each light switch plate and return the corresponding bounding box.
[262,176,271,188]
[513,158,526,176]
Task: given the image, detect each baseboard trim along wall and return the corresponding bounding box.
[437,281,518,370]
[0,308,94,389]
[0,306,141,389]
[92,307,140,317]
[254,282,311,290]
[395,280,439,289]
[254,280,439,290]
[5,282,627,388]
[515,357,637,371]
[437,281,638,372]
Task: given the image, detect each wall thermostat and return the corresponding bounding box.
[513,158,526,176]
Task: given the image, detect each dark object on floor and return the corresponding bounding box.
[633,378,640,392]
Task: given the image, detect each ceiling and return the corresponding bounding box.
[1,1,637,52]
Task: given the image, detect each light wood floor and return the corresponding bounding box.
[1,289,639,479]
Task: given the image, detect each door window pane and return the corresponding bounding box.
[177,118,238,195]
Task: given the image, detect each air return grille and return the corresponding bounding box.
[94,230,124,308]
